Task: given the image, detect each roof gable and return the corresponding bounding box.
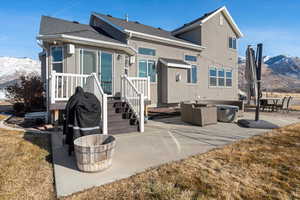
[91,12,203,47]
[172,6,243,38]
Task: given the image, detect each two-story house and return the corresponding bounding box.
[37,6,243,134]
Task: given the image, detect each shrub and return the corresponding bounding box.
[13,102,25,116]
[6,73,45,112]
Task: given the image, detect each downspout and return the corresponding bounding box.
[37,40,50,123]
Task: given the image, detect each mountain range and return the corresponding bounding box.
[0,57,40,99]
[0,54,299,99]
[238,55,300,92]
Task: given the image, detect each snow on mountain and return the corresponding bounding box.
[264,55,300,79]
[239,55,300,92]
[0,56,40,84]
[0,56,40,99]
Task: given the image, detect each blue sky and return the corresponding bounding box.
[0,0,299,59]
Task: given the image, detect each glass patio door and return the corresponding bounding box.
[99,52,113,95]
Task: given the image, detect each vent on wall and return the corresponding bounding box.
[220,15,224,25]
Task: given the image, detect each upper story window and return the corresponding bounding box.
[51,46,63,73]
[138,59,156,82]
[229,37,237,49]
[187,65,197,84]
[138,47,156,56]
[185,55,197,62]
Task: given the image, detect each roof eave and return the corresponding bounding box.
[37,34,137,55]
[124,29,205,51]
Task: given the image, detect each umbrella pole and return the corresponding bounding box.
[255,43,263,121]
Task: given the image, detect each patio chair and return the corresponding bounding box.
[285,96,293,113]
[261,99,273,112]
[275,96,287,112]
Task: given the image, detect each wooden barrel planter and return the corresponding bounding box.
[74,134,116,172]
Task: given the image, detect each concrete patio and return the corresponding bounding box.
[51,111,300,197]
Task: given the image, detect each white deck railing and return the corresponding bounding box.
[50,70,89,103]
[121,75,144,132]
[50,70,108,134]
[127,76,150,100]
[83,73,108,135]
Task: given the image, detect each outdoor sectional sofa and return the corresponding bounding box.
[180,102,217,126]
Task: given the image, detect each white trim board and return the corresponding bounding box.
[37,34,137,55]
[124,29,205,51]
[160,59,191,69]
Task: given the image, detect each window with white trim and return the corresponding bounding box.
[138,48,156,56]
[218,68,225,86]
[185,55,197,62]
[229,37,237,49]
[138,59,156,82]
[226,70,232,87]
[209,67,233,87]
[187,65,197,83]
[209,67,217,86]
[51,46,63,73]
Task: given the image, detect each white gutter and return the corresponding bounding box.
[36,34,137,55]
[160,59,191,69]
[124,29,205,51]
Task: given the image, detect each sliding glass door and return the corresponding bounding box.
[100,52,113,95]
[80,49,113,95]
[81,50,97,75]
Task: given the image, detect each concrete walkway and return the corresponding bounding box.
[52,112,300,197]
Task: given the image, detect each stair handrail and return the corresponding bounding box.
[121,75,144,133]
[83,73,108,135]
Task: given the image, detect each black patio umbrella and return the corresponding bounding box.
[238,43,279,129]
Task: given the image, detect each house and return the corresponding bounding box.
[37,6,243,134]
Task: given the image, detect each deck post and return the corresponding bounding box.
[102,93,108,135]
[50,70,56,104]
[139,92,144,133]
[147,76,150,100]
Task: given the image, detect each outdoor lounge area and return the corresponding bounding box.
[51,110,300,197]
[260,96,293,112]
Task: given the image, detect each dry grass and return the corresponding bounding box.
[0,128,55,200]
[65,124,300,200]
[263,92,300,99]
[0,114,7,121]
[290,105,300,111]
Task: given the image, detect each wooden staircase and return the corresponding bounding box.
[107,99,139,134]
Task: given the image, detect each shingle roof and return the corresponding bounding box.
[39,16,124,44]
[92,12,198,45]
[171,7,221,33]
